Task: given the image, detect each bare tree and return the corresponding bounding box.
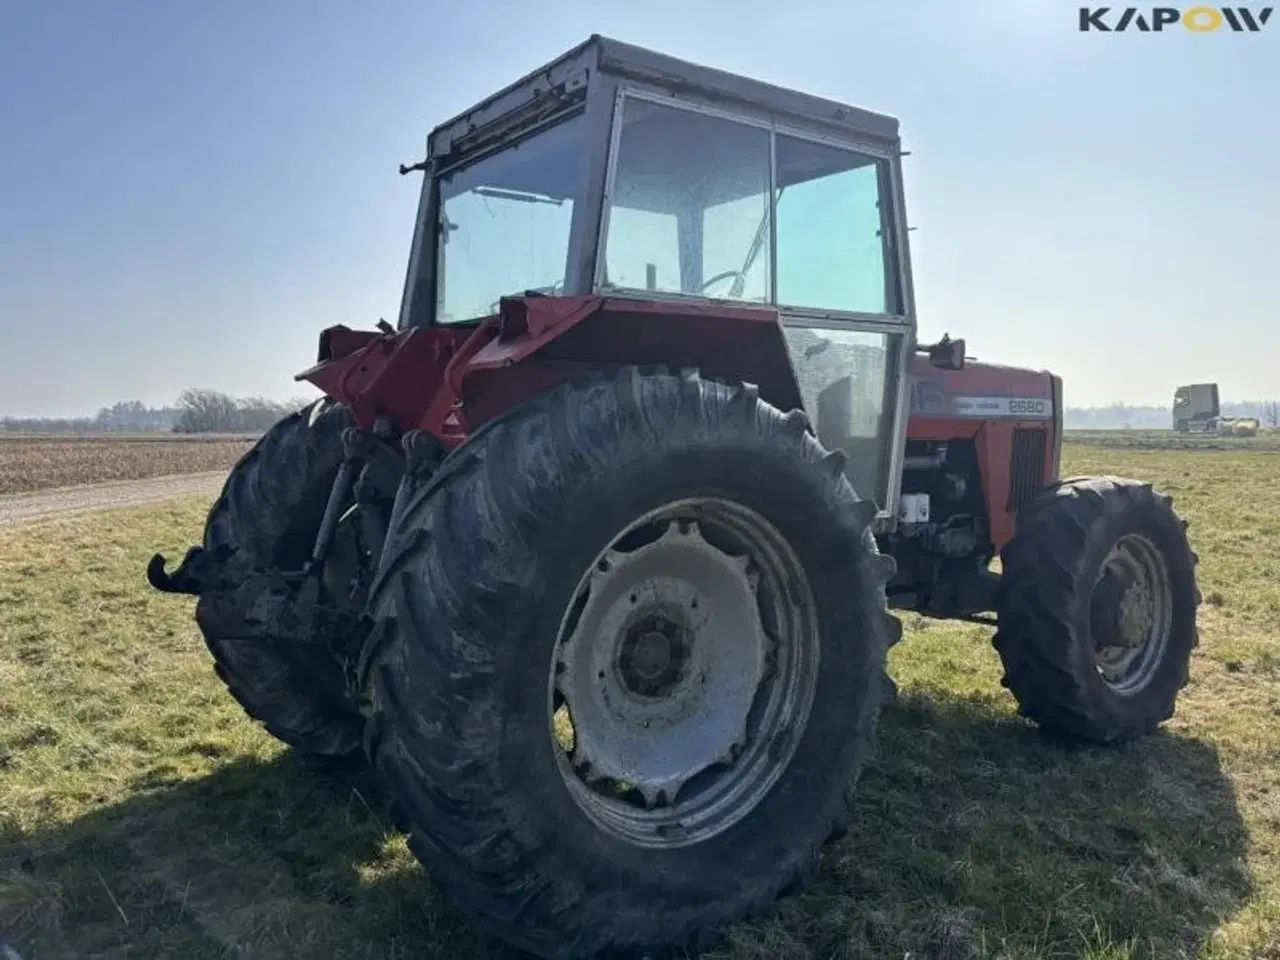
[1264,400,1280,429]
[174,388,239,433]
[173,388,304,433]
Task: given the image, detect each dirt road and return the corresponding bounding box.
[0,472,224,528]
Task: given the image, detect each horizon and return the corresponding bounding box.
[4,392,1276,424]
[1,2,1276,418]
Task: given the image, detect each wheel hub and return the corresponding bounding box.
[549,498,820,848]
[1091,534,1173,693]
[619,617,690,696]
[555,520,767,808]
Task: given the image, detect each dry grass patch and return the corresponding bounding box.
[0,441,1277,958]
[0,435,254,495]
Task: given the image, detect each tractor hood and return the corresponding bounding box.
[908,354,1056,422]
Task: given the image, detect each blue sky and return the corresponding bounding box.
[0,0,1275,417]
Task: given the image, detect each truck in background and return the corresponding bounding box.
[1173,383,1259,436]
[1173,382,1220,432]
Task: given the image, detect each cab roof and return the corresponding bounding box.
[426,35,901,164]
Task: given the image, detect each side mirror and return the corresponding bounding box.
[925,335,966,371]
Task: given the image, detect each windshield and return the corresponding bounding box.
[434,114,588,324]
[599,97,897,315]
[601,99,773,301]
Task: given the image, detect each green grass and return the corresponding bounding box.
[2,442,1278,959]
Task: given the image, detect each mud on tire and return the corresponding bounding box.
[196,400,365,757]
[994,475,1201,744]
[358,367,901,959]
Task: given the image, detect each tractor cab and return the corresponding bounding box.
[396,35,917,517]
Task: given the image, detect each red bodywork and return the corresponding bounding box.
[298,295,1057,551]
[905,356,1056,549]
[297,296,803,446]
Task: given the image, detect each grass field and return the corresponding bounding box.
[1,430,1271,497]
[0,435,255,496]
[1065,429,1280,452]
[1,440,1278,959]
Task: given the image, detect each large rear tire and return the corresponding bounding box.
[195,400,365,757]
[994,475,1200,744]
[358,368,901,959]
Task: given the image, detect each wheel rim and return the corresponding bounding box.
[549,497,820,849]
[1091,533,1173,695]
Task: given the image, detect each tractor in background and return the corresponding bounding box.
[148,36,1200,960]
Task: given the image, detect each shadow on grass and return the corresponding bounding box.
[1,693,1252,960]
[740,691,1254,960]
[0,752,514,960]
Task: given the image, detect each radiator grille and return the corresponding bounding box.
[1008,428,1048,512]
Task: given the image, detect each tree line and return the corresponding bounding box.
[3,392,1278,435]
[1065,400,1280,430]
[0,390,313,435]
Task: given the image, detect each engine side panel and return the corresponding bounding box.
[905,355,1058,552]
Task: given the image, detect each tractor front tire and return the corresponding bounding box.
[195,400,365,757]
[358,368,901,959]
[994,476,1200,744]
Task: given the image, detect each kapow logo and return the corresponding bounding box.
[1079,6,1274,30]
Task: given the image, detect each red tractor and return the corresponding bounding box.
[148,36,1200,959]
